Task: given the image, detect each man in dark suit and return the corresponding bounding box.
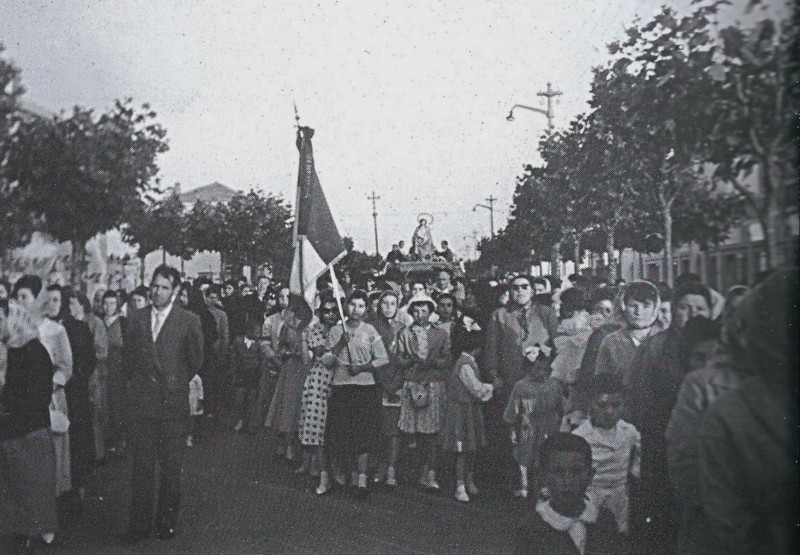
[122,265,203,543]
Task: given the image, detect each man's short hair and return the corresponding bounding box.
[102,290,119,301]
[672,281,712,309]
[675,272,703,287]
[531,276,549,289]
[587,373,625,398]
[131,285,149,299]
[152,265,181,288]
[539,432,593,469]
[13,274,43,298]
[442,240,449,247]
[623,281,660,306]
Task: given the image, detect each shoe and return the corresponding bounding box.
[466,481,479,496]
[316,472,332,495]
[385,467,398,488]
[373,469,386,484]
[513,488,528,499]
[455,484,470,503]
[420,470,440,491]
[157,527,176,541]
[186,435,193,448]
[333,472,347,487]
[294,465,308,475]
[234,420,243,432]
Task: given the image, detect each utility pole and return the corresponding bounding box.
[473,195,498,238]
[506,82,562,131]
[367,191,380,255]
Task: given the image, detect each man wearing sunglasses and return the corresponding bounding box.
[483,273,559,489]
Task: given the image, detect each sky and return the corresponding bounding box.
[0,0,781,260]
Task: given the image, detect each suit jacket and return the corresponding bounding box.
[123,304,204,421]
[484,302,558,389]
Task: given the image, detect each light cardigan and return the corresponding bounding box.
[327,321,389,386]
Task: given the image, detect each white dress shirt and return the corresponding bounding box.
[151,302,175,342]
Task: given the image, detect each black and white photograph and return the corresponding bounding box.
[0,0,796,553]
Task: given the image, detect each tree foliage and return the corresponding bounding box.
[479,1,768,283]
[216,190,293,281]
[6,98,168,284]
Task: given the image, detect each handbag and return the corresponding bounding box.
[407,381,430,409]
[50,397,70,434]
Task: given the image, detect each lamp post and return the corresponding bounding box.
[506,82,562,131]
[473,195,497,238]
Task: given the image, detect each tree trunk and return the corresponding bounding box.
[762,161,784,269]
[662,204,674,287]
[220,251,226,282]
[71,239,87,291]
[574,233,581,275]
[161,247,166,265]
[606,226,617,283]
[139,254,146,284]
[550,241,561,281]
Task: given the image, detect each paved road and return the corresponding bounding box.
[31,423,531,553]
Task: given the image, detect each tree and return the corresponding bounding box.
[185,199,227,276]
[705,12,797,268]
[220,190,293,282]
[122,185,188,280]
[0,43,32,270]
[595,4,742,284]
[7,98,168,286]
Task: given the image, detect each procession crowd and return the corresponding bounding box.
[0,257,796,554]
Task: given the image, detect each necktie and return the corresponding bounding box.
[153,311,161,342]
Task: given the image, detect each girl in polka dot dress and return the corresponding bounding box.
[298,294,340,493]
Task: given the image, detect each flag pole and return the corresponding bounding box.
[329,264,354,366]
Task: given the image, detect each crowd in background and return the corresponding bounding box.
[0,261,796,554]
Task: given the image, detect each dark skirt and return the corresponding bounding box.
[0,427,59,535]
[326,385,382,456]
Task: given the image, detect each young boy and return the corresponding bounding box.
[230,310,268,434]
[572,374,640,537]
[515,432,623,554]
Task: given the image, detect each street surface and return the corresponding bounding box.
[40,423,529,554]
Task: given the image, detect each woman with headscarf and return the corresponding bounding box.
[0,298,59,549]
[698,270,798,555]
[50,286,97,504]
[370,289,404,488]
[266,295,311,462]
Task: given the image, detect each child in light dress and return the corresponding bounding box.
[440,314,493,502]
[504,345,564,498]
[187,373,204,447]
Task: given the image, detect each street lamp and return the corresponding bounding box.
[506,82,562,130]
